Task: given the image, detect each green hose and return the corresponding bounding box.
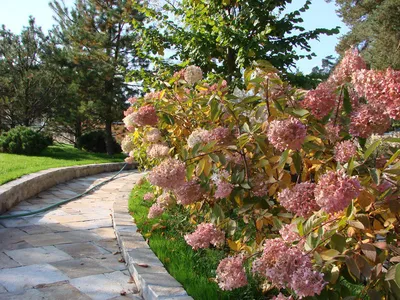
[0,163,129,220]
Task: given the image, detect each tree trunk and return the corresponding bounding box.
[105,118,114,156]
[226,47,236,85]
[74,117,82,148]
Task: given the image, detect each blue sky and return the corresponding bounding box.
[0,0,348,74]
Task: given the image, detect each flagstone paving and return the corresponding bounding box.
[0,171,143,300]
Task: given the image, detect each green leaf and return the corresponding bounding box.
[342,87,352,115]
[292,151,302,175]
[385,149,400,168]
[384,137,400,143]
[210,99,221,122]
[291,108,309,117]
[369,168,380,185]
[347,157,355,175]
[364,140,381,160]
[242,96,261,104]
[331,233,347,253]
[278,149,289,169]
[273,99,284,112]
[320,249,340,261]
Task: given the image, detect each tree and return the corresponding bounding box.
[133,0,339,87]
[0,18,65,129]
[329,0,400,69]
[50,0,149,155]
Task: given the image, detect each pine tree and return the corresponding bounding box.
[50,0,149,155]
[0,18,65,129]
[330,0,400,69]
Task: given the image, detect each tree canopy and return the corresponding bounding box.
[330,0,400,69]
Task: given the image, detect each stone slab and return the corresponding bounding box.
[5,246,73,265]
[55,242,109,258]
[36,281,91,300]
[0,252,20,269]
[0,263,69,292]
[51,258,112,279]
[70,272,136,300]
[23,232,73,246]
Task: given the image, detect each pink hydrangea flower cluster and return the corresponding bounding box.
[148,158,186,190]
[279,223,300,243]
[214,181,234,199]
[144,91,162,101]
[334,140,357,163]
[204,127,232,145]
[290,268,326,298]
[132,105,158,127]
[278,182,320,218]
[314,170,361,214]
[145,128,161,143]
[123,113,136,131]
[124,106,134,117]
[349,104,391,138]
[184,65,203,85]
[187,128,209,148]
[147,203,164,219]
[125,155,135,164]
[352,68,400,120]
[252,238,325,298]
[156,193,174,207]
[216,255,248,291]
[121,135,134,153]
[267,118,307,151]
[147,143,170,159]
[127,97,138,104]
[174,179,203,205]
[251,174,268,197]
[143,192,154,202]
[184,223,225,250]
[329,48,366,85]
[303,82,337,119]
[325,122,341,142]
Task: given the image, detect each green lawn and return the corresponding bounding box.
[0,143,126,185]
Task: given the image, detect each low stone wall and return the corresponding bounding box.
[112,198,193,300]
[0,162,135,214]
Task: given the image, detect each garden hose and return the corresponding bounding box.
[0,163,129,220]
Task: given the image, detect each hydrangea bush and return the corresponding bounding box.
[123,49,400,298]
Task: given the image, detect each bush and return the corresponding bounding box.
[0,126,53,155]
[77,130,121,154]
[123,50,400,299]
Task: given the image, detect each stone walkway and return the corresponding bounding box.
[0,171,144,300]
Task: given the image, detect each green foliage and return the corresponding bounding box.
[0,18,65,129]
[331,0,400,69]
[77,130,121,154]
[0,143,125,185]
[0,127,53,155]
[132,0,339,87]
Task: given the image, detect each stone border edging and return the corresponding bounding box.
[0,162,135,214]
[112,198,193,300]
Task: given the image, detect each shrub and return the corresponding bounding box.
[0,126,53,155]
[123,50,400,298]
[77,130,121,154]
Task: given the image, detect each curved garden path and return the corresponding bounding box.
[0,170,143,300]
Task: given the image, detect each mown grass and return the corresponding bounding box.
[0,143,125,185]
[128,181,265,300]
